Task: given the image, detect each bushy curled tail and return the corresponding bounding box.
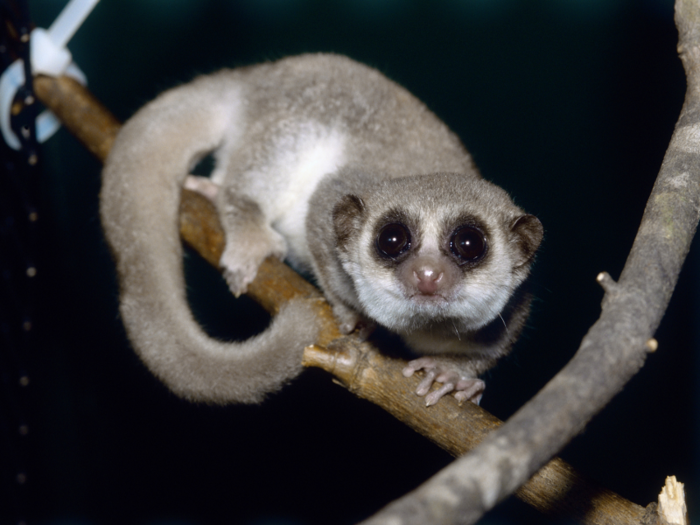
[100,71,318,404]
[120,293,320,404]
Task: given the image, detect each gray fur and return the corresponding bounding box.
[100,53,542,405]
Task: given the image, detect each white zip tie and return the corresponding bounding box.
[0,0,100,150]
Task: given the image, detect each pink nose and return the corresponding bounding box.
[415,268,442,294]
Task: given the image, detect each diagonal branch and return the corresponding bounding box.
[359,1,700,523]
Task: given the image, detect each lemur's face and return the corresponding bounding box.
[332,173,543,333]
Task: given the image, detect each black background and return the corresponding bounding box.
[3,0,695,523]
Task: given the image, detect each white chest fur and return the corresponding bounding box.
[269,124,347,270]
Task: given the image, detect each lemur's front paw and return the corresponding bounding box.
[219,236,285,297]
[332,303,376,339]
[402,357,485,406]
[221,260,258,297]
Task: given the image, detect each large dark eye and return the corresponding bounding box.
[376,223,411,258]
[450,226,486,263]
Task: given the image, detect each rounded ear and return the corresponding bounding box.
[509,214,543,268]
[332,194,366,250]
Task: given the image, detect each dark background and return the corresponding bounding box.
[1,0,695,523]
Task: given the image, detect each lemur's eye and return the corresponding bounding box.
[376,223,411,258]
[450,226,486,263]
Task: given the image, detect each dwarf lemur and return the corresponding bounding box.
[100,53,542,406]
